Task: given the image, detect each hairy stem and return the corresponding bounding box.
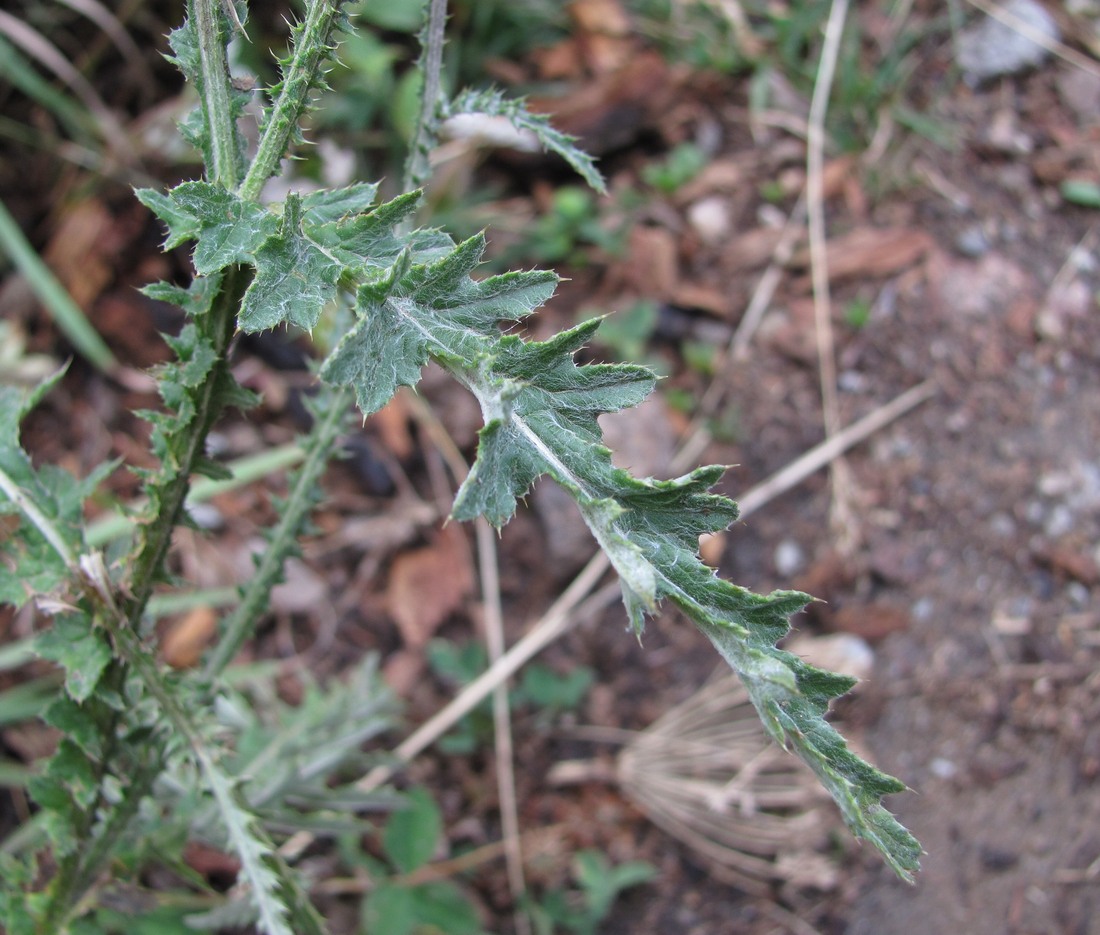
[403,0,449,193]
[238,0,345,202]
[125,266,249,618]
[204,383,351,677]
[192,0,241,188]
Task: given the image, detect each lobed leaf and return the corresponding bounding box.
[446,87,606,194]
[239,194,342,333]
[309,217,920,877]
[0,374,113,609]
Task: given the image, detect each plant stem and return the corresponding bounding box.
[192,0,241,189]
[238,0,345,202]
[204,383,351,677]
[404,0,449,193]
[125,265,248,619]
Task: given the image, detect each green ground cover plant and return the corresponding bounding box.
[0,1,920,931]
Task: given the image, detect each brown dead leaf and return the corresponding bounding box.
[829,602,911,642]
[671,283,734,319]
[619,225,679,299]
[2,722,60,762]
[528,50,674,155]
[162,606,218,669]
[569,0,634,74]
[385,525,474,648]
[42,199,115,310]
[184,841,241,879]
[94,290,171,368]
[699,531,726,567]
[763,298,817,365]
[531,40,586,81]
[1031,543,1100,586]
[675,158,748,203]
[791,227,934,286]
[373,393,415,460]
[383,648,427,696]
[720,227,795,274]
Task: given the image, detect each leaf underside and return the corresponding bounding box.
[139,180,921,879]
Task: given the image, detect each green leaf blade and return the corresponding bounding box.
[239,195,341,332]
[382,788,441,874]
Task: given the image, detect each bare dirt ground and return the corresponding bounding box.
[2,3,1100,934]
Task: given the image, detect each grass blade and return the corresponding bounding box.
[0,198,116,373]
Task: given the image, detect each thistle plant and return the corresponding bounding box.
[0,1,920,931]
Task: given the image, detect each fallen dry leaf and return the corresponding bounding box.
[791,227,934,285]
[528,50,674,154]
[620,225,679,299]
[373,392,416,460]
[568,0,634,74]
[43,199,116,310]
[162,606,218,669]
[385,525,474,648]
[721,226,795,274]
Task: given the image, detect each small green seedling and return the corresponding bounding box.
[528,850,656,935]
[363,787,486,935]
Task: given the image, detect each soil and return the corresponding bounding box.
[2,3,1099,934]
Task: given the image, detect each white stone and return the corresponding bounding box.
[956,0,1059,83]
[687,196,731,246]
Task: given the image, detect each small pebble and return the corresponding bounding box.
[687,196,731,246]
[837,370,867,393]
[955,225,992,258]
[912,597,934,622]
[930,757,958,779]
[774,539,805,577]
[186,502,223,531]
[1044,504,1074,538]
[1066,581,1091,608]
[956,0,1059,84]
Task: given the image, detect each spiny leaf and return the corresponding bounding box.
[308,190,450,271]
[309,226,919,877]
[203,763,295,935]
[239,194,342,332]
[446,87,606,194]
[142,272,224,318]
[318,235,559,416]
[36,614,113,703]
[162,182,277,276]
[0,373,113,608]
[301,181,380,223]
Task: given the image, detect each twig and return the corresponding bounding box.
[1043,225,1098,305]
[807,0,854,552]
[403,388,529,932]
[476,517,530,935]
[357,555,616,792]
[733,380,934,519]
